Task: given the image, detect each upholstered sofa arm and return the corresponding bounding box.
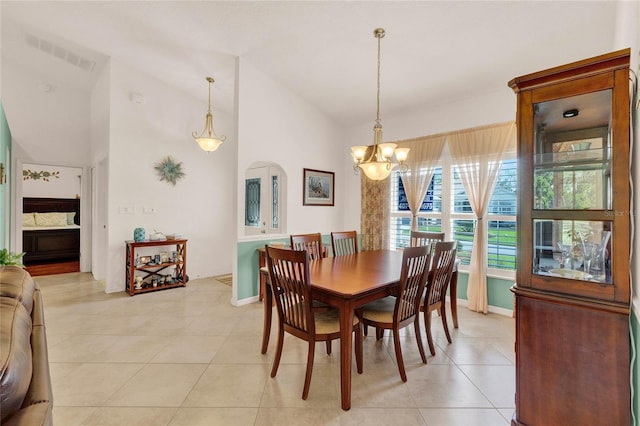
[20,289,53,426]
[0,268,53,426]
[3,402,52,426]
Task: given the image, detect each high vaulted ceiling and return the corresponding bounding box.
[0,1,621,126]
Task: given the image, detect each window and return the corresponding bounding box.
[390,168,442,250]
[244,163,286,236]
[390,158,517,273]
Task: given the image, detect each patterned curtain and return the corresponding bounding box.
[360,174,389,251]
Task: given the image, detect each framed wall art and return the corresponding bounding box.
[303,168,334,206]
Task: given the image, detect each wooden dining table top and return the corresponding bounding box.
[307,249,404,299]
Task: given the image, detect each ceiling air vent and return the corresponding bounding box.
[25,33,96,73]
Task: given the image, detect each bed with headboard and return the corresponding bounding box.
[22,197,80,264]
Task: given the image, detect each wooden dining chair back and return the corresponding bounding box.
[421,241,457,356]
[265,245,363,400]
[410,231,445,250]
[290,233,325,260]
[331,231,358,256]
[359,245,432,382]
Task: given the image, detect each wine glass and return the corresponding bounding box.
[590,231,611,279]
[581,242,596,274]
[556,242,573,269]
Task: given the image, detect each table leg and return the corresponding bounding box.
[450,269,459,329]
[261,279,273,354]
[258,250,266,301]
[339,301,354,410]
[259,272,264,301]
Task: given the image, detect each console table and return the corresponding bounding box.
[125,239,187,296]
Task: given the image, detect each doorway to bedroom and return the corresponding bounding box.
[21,163,83,276]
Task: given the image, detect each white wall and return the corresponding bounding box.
[22,163,82,198]
[236,58,347,238]
[90,62,111,165]
[1,58,91,166]
[341,87,516,231]
[104,60,236,293]
[89,61,111,280]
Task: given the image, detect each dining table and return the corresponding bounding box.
[260,248,461,410]
[262,249,403,410]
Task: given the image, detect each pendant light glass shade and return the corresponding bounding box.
[193,77,226,152]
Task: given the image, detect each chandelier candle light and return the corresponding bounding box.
[351,28,409,181]
[193,77,226,152]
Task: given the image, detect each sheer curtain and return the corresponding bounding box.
[448,122,516,313]
[397,135,447,231]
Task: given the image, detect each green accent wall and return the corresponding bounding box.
[448,273,514,311]
[0,102,11,248]
[632,309,639,424]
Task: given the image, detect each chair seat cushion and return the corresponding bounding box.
[314,310,359,335]
[360,297,396,324]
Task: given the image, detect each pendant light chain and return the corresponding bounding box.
[376,32,381,126]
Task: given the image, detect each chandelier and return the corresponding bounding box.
[351,28,409,181]
[192,77,226,152]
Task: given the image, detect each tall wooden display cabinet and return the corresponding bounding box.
[508,49,631,425]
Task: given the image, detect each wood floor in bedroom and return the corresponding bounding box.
[26,260,80,276]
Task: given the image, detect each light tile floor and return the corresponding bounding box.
[37,272,515,426]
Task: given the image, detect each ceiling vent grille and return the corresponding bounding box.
[25,33,96,73]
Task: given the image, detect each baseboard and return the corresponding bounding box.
[448,296,513,318]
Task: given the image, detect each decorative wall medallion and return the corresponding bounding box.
[154,156,185,186]
[23,169,60,181]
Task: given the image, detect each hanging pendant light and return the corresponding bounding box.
[350,28,409,181]
[193,77,226,152]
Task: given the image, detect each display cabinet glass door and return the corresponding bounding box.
[533,219,612,283]
[527,80,628,301]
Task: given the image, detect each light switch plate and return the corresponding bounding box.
[118,206,135,214]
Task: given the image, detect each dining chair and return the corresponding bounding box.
[358,245,432,382]
[409,231,445,249]
[265,245,363,400]
[261,242,334,355]
[331,230,358,256]
[420,241,457,356]
[290,233,325,260]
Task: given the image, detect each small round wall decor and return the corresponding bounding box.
[154,156,185,186]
